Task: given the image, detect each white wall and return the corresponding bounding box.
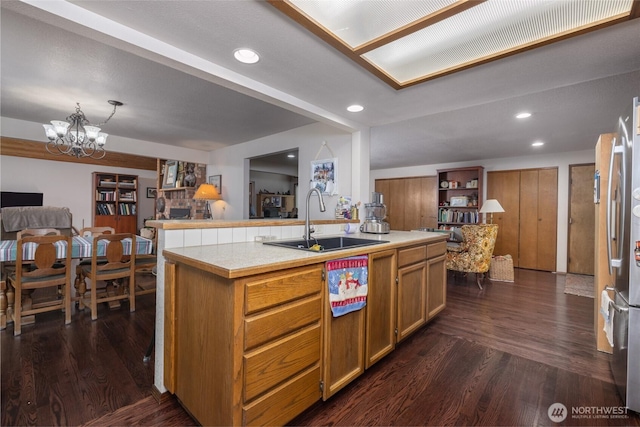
[208,122,353,220]
[250,170,295,196]
[371,149,595,273]
[1,117,210,231]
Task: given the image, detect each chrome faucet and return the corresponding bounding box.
[304,187,326,241]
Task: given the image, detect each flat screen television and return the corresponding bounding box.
[1,191,44,208]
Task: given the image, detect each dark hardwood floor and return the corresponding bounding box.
[2,269,638,426]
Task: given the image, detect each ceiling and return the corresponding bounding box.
[2,1,640,171]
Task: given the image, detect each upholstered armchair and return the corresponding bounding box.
[446,224,498,289]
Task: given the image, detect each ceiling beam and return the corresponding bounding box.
[0,137,157,171]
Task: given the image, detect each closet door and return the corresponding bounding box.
[420,177,437,229]
[519,168,558,271]
[519,170,539,269]
[388,179,406,231]
[487,170,521,265]
[404,177,422,230]
[536,168,558,271]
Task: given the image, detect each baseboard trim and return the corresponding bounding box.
[151,385,171,403]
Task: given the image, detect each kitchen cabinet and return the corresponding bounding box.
[397,245,427,341]
[365,249,397,368]
[427,246,446,319]
[165,262,324,426]
[437,166,483,227]
[375,176,437,231]
[162,233,448,426]
[487,167,558,271]
[92,172,138,234]
[322,295,365,399]
[396,241,446,340]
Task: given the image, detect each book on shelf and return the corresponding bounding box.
[438,208,478,224]
[118,191,136,201]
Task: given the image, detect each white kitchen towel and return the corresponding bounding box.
[600,289,614,347]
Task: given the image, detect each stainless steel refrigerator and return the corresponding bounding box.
[607,96,640,411]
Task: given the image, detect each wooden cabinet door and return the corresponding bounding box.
[420,177,438,229]
[396,261,426,341]
[94,215,118,231]
[536,168,558,271]
[117,215,138,235]
[519,168,558,271]
[365,249,397,369]
[487,170,521,264]
[387,179,405,231]
[427,254,446,319]
[323,301,365,400]
[403,178,422,230]
[519,170,540,269]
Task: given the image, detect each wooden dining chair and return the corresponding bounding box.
[16,228,62,239]
[7,234,72,335]
[78,227,115,237]
[80,233,136,320]
[74,227,115,308]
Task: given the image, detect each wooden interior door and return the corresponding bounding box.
[487,170,520,264]
[568,164,595,275]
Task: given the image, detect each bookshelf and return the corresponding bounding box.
[436,166,483,229]
[92,172,138,234]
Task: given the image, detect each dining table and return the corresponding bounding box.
[0,235,153,262]
[0,235,154,330]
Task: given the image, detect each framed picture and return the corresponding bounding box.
[310,158,337,195]
[146,187,157,198]
[163,160,178,188]
[209,175,222,196]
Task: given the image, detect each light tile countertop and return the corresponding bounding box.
[147,218,358,230]
[162,230,447,279]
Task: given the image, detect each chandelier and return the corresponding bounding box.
[42,100,122,159]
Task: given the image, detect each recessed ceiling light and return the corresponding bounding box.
[516,112,532,119]
[234,48,260,64]
[287,153,295,158]
[347,104,364,112]
[532,141,544,147]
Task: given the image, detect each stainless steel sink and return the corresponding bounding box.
[263,236,388,252]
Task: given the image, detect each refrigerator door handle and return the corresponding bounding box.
[610,300,630,313]
[606,286,630,313]
[607,140,626,273]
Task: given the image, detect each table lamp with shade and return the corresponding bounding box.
[193,183,221,219]
[479,199,504,224]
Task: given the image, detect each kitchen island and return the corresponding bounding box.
[161,229,447,426]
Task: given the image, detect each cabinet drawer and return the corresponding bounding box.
[244,265,323,315]
[244,296,321,351]
[243,365,321,426]
[427,241,446,258]
[398,245,426,267]
[244,324,321,401]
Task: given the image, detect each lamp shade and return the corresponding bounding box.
[193,183,221,201]
[479,199,505,214]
